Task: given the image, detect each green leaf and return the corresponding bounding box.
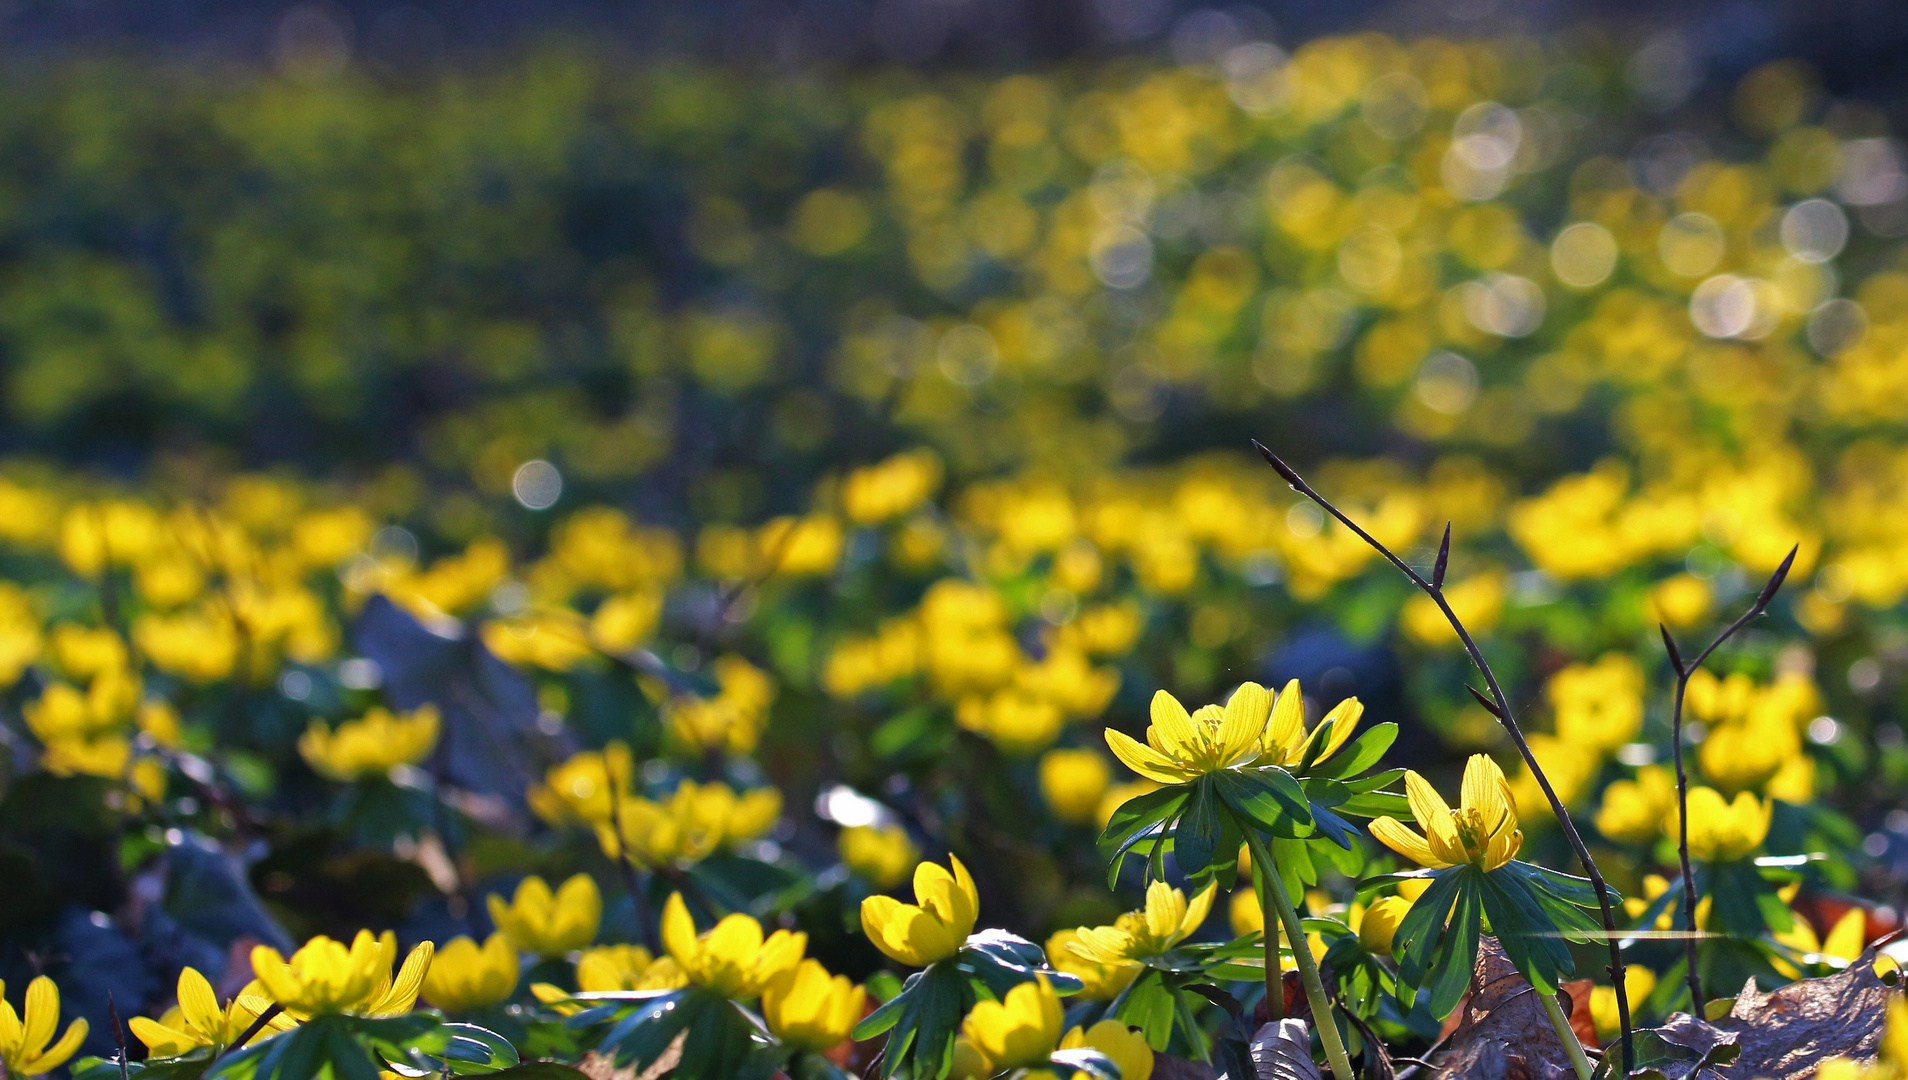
[1426,875,1483,1019]
[1479,868,1574,993]
[1110,971,1177,1052]
[1175,778,1222,879]
[1393,868,1466,1000]
[1310,722,1397,779]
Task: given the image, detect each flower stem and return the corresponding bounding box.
[1254,855,1283,1022]
[1247,831,1354,1080]
[1541,989,1594,1080]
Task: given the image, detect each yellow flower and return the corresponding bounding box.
[1549,654,1644,754]
[1674,787,1770,862]
[660,892,806,1000]
[1039,749,1111,824]
[762,959,866,1053]
[420,934,519,1013]
[1595,766,1676,845]
[298,705,440,781]
[575,945,687,992]
[250,931,433,1017]
[129,967,291,1055]
[1774,907,1868,977]
[1369,755,1522,871]
[0,976,89,1076]
[1229,887,1263,936]
[487,874,601,957]
[1069,881,1216,965]
[840,823,919,889]
[1060,1020,1153,1080]
[1258,679,1363,768]
[1647,574,1712,629]
[595,781,782,869]
[1358,895,1411,956]
[962,976,1062,1070]
[1044,929,1139,1002]
[1589,966,1656,1041]
[948,1036,993,1080]
[49,624,127,681]
[1104,684,1269,784]
[528,742,635,826]
[860,855,980,967]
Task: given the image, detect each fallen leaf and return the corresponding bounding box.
[1707,948,1900,1080]
[1430,937,1580,1080]
[1253,1019,1325,1080]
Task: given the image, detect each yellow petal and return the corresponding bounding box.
[1824,908,1867,962]
[23,1019,87,1075]
[128,1017,198,1057]
[22,977,57,1056]
[660,893,697,967]
[1369,816,1447,868]
[176,968,223,1040]
[1215,684,1269,765]
[1148,691,1199,760]
[1104,728,1195,785]
[1461,755,1510,832]
[1179,881,1217,940]
[1310,698,1364,763]
[1264,679,1304,758]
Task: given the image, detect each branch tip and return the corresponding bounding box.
[1755,544,1799,610]
[1465,684,1504,719]
[1251,439,1303,487]
[1659,624,1685,677]
[1432,523,1452,590]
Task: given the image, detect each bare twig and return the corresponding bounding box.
[1658,545,1797,1011]
[219,1003,283,1058]
[1252,440,1637,1075]
[108,993,131,1080]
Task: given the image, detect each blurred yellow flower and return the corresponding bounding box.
[1359,895,1411,956]
[487,874,601,957]
[1549,654,1644,754]
[1589,966,1656,1041]
[860,855,979,967]
[575,945,687,992]
[1674,787,1770,862]
[421,934,519,1013]
[659,892,806,1000]
[528,742,635,826]
[1647,574,1713,628]
[298,705,440,781]
[1595,766,1677,845]
[839,823,919,889]
[1039,748,1111,824]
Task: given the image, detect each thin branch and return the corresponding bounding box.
[1252,440,1637,1075]
[1659,545,1797,1011]
[108,993,131,1080]
[219,1003,283,1058]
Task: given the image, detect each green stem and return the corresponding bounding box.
[1541,989,1594,1080]
[1246,831,1354,1080]
[1254,855,1283,1022]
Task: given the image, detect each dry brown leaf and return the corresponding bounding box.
[1707,948,1901,1080]
[1430,937,1579,1080]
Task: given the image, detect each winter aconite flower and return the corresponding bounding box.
[961,976,1062,1070]
[860,855,980,967]
[1060,1020,1153,1080]
[1358,896,1411,956]
[297,705,440,781]
[129,967,291,1055]
[250,931,433,1017]
[660,892,806,1000]
[762,959,865,1052]
[1044,929,1140,1001]
[1104,685,1271,783]
[1369,755,1522,871]
[487,874,601,957]
[1258,679,1362,768]
[420,934,519,1013]
[1674,787,1772,862]
[0,976,89,1076]
[576,945,686,992]
[1068,881,1216,966]
[839,823,919,889]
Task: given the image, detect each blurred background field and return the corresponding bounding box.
[3,0,1908,1063]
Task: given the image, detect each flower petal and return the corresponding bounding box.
[1104,728,1195,784]
[1148,690,1199,761]
[660,893,698,968]
[1369,816,1447,868]
[177,968,223,1041]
